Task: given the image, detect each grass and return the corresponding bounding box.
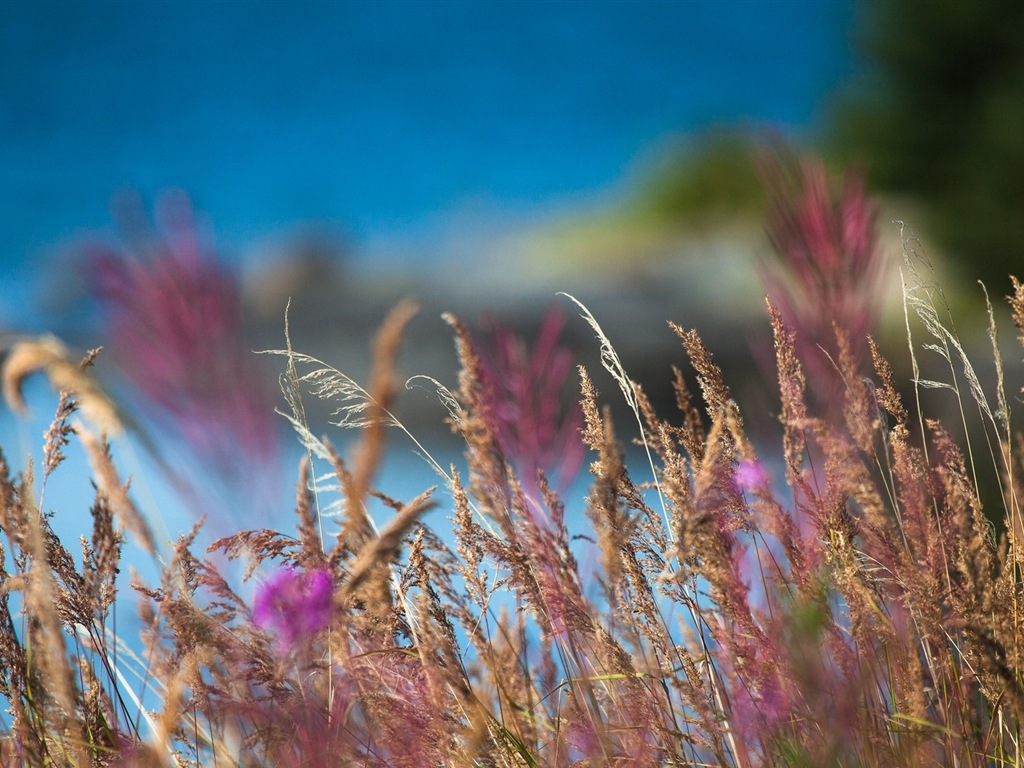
[0,157,1022,766]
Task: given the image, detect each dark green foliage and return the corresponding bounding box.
[832,0,1024,291]
[629,130,766,226]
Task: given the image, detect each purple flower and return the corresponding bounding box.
[252,567,334,651]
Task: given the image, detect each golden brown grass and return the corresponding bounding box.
[1,244,1023,766]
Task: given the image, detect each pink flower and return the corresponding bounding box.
[252,567,334,651]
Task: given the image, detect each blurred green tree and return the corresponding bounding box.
[832,0,1024,291]
[629,130,766,227]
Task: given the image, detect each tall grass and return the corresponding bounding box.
[0,158,1022,766]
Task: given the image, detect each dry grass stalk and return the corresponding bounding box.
[3,257,1024,766]
[79,427,156,557]
[2,336,122,436]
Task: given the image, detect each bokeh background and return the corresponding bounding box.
[2,0,1023,539]
[1,0,854,328]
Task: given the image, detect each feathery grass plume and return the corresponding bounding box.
[1010,276,1024,356]
[1008,277,1024,552]
[0,392,157,766]
[1,336,122,436]
[759,148,886,414]
[442,309,692,764]
[473,308,585,493]
[442,311,517,530]
[899,228,1021,556]
[578,368,633,594]
[344,299,420,539]
[79,426,156,557]
[561,292,669,531]
[9,183,1024,765]
[766,300,812,487]
[82,190,280,524]
[263,301,437,547]
[336,486,434,608]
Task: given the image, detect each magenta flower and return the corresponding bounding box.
[252,567,334,651]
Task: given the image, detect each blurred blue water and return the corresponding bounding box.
[1,0,855,323]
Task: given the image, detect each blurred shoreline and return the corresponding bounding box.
[233,213,803,453]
